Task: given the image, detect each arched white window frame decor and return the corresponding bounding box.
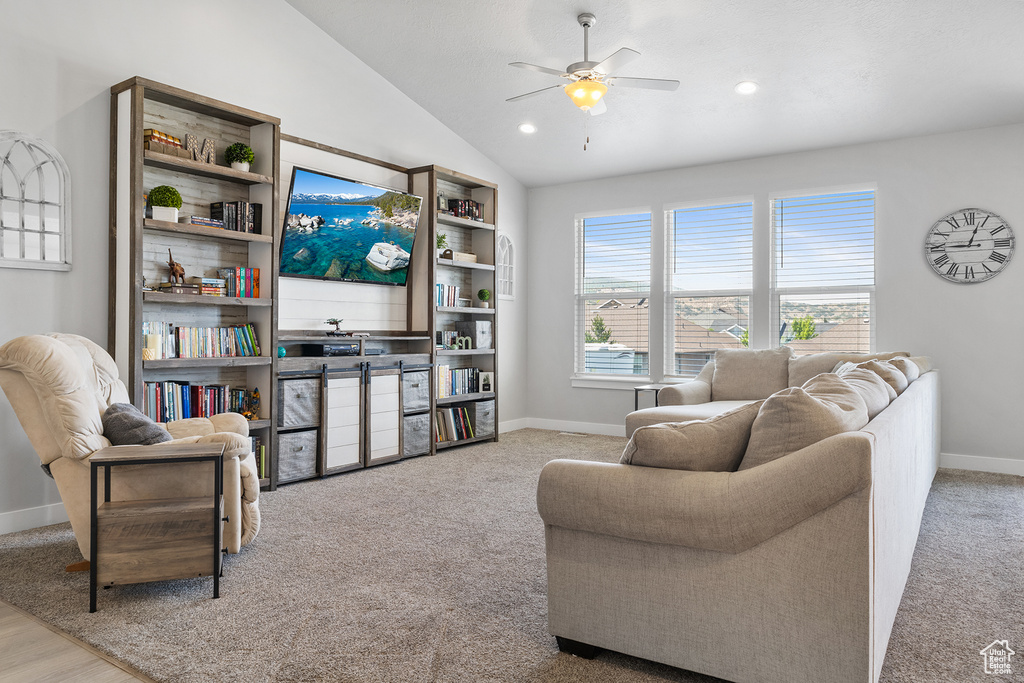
[0,130,72,271]
[496,232,515,300]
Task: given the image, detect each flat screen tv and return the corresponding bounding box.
[279,167,423,286]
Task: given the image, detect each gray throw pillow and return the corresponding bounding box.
[102,403,172,446]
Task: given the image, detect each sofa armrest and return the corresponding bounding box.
[658,379,712,406]
[537,431,873,553]
[163,433,247,461]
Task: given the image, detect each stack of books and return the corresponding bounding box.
[187,276,228,296]
[216,267,260,298]
[447,198,482,220]
[141,322,261,359]
[210,201,262,234]
[157,282,200,296]
[142,381,259,423]
[178,215,225,229]
[436,283,461,307]
[435,365,480,398]
[435,406,474,443]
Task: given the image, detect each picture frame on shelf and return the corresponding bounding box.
[479,372,494,393]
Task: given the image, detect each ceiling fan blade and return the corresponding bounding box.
[505,84,563,102]
[606,76,680,91]
[587,99,607,116]
[593,47,640,75]
[509,62,567,78]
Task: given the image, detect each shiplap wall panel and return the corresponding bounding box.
[278,140,415,332]
[144,101,250,164]
[142,232,249,286]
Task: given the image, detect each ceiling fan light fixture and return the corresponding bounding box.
[564,79,607,110]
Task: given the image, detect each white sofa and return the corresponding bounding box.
[537,349,939,683]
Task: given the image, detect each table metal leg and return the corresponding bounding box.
[89,464,98,613]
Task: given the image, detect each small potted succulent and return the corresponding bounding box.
[477,288,492,308]
[436,232,450,259]
[225,142,255,172]
[148,185,182,222]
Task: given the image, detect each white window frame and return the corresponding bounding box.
[496,233,515,301]
[573,208,652,386]
[769,184,877,351]
[663,196,754,378]
[0,130,72,271]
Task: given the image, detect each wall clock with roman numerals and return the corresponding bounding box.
[924,208,1015,283]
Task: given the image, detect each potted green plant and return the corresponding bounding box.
[325,317,343,335]
[477,288,492,308]
[148,185,182,223]
[436,232,449,258]
[225,142,255,172]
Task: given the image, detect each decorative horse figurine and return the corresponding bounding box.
[167,249,185,284]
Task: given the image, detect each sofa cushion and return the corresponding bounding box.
[854,359,909,396]
[908,355,933,374]
[739,373,869,470]
[625,400,755,437]
[788,350,910,387]
[712,347,794,400]
[835,367,894,419]
[102,403,172,446]
[887,357,921,384]
[622,401,764,471]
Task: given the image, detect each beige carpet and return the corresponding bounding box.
[0,428,1020,682]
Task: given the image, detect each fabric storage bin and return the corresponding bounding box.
[468,400,495,438]
[279,378,320,429]
[277,429,318,483]
[402,371,430,413]
[403,413,430,456]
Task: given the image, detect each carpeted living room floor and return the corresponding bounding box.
[0,428,1020,682]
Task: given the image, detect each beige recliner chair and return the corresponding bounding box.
[0,333,260,566]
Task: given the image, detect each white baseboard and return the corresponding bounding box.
[507,417,625,437]
[498,418,531,433]
[0,502,68,536]
[940,452,1024,476]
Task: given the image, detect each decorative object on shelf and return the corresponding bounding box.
[456,320,493,350]
[224,142,254,172]
[456,297,472,308]
[277,346,287,358]
[479,371,494,393]
[148,184,182,222]
[478,288,492,308]
[185,134,216,164]
[441,248,454,259]
[437,190,446,211]
[452,251,477,263]
[453,336,473,350]
[241,387,261,420]
[143,128,191,159]
[924,207,1015,283]
[436,232,449,258]
[141,348,156,361]
[166,249,185,284]
[325,318,344,335]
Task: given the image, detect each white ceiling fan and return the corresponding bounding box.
[507,12,680,116]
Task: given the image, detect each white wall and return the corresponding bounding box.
[0,0,528,528]
[527,123,1024,466]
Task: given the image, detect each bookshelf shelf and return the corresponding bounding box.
[144,218,273,243]
[435,306,494,315]
[436,258,495,272]
[436,391,495,406]
[143,292,272,306]
[436,212,495,231]
[143,357,272,369]
[435,434,495,450]
[111,76,280,489]
[143,150,273,185]
[435,349,495,357]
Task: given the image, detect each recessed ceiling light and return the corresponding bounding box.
[735,81,759,95]
[518,123,537,134]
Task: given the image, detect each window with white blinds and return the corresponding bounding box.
[772,190,875,353]
[575,212,651,376]
[666,201,753,377]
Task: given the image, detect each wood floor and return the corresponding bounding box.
[0,599,153,683]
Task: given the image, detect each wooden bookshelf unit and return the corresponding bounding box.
[109,77,280,489]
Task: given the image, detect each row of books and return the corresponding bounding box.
[446,198,482,220]
[435,406,475,443]
[251,434,267,480]
[142,322,261,359]
[179,216,224,229]
[436,283,461,307]
[436,330,464,349]
[216,267,260,298]
[142,381,258,423]
[436,364,480,398]
[211,201,262,234]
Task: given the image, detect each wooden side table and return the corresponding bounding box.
[89,443,225,612]
[633,383,671,411]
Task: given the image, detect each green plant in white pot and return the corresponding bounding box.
[148,185,182,223]
[225,142,254,172]
[478,288,492,308]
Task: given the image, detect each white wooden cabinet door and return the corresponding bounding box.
[325,375,362,470]
[367,372,401,464]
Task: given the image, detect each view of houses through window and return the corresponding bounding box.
[575,189,875,379]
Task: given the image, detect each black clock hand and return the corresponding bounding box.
[967,225,979,247]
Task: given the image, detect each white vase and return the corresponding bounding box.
[151,206,178,222]
[231,161,250,172]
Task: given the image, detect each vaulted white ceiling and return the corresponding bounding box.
[286,0,1024,188]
